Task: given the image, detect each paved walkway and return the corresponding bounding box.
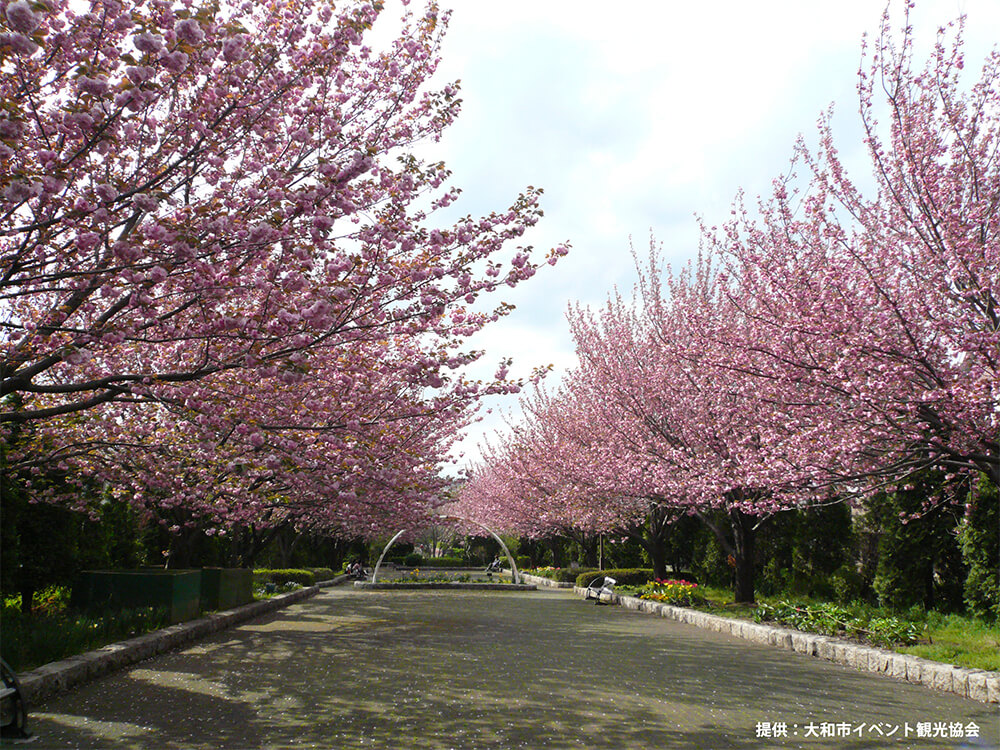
[17,589,1000,749]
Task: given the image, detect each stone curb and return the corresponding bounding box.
[317,574,350,588]
[353,582,537,591]
[573,587,999,704]
[520,573,575,589]
[18,586,322,707]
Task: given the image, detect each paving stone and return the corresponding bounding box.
[791,633,812,654]
[772,629,794,650]
[986,674,1000,704]
[72,651,110,679]
[905,657,924,684]
[868,649,892,673]
[21,663,70,701]
[123,633,160,660]
[745,624,768,644]
[856,647,880,671]
[925,663,954,693]
[962,671,987,702]
[827,641,845,664]
[889,655,912,681]
[808,635,831,657]
[951,668,975,700]
[816,637,835,660]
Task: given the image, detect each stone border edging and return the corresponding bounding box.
[520,572,575,589]
[18,586,322,706]
[353,582,536,591]
[317,574,350,587]
[573,587,999,704]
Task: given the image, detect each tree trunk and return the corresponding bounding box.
[546,537,565,568]
[19,585,34,615]
[730,508,756,604]
[567,531,599,568]
[627,508,670,580]
[276,527,301,568]
[582,534,599,568]
[237,522,288,568]
[648,539,668,581]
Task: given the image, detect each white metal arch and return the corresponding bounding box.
[370,517,520,584]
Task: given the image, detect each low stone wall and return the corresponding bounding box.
[519,573,574,589]
[19,586,320,706]
[575,587,999,705]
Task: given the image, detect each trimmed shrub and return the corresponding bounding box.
[525,567,589,583]
[419,557,465,567]
[307,567,336,581]
[574,568,653,588]
[253,568,315,586]
[403,553,423,567]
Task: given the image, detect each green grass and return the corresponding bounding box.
[1,592,169,673]
[898,612,1000,671]
[615,583,999,671]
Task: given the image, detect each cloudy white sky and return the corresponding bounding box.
[375,0,1000,471]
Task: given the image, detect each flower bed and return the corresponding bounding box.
[635,579,705,607]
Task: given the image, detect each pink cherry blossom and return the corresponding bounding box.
[1,0,567,540]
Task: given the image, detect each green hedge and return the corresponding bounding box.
[575,568,654,589]
[418,557,465,567]
[526,568,586,583]
[253,569,315,586]
[306,567,335,581]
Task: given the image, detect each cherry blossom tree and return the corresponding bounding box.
[710,8,999,489]
[463,7,998,602]
[454,343,703,581]
[1,0,567,537]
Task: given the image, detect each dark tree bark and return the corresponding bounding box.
[730,507,757,604]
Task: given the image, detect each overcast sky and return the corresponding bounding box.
[375,0,1000,471]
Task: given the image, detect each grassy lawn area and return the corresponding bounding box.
[898,612,1000,672]
[617,584,1000,672]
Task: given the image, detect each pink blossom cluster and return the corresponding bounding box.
[456,8,997,597]
[1,0,567,537]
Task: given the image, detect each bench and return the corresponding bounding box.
[0,659,28,739]
[584,575,617,605]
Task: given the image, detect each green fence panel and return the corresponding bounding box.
[73,570,201,624]
[200,568,253,611]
